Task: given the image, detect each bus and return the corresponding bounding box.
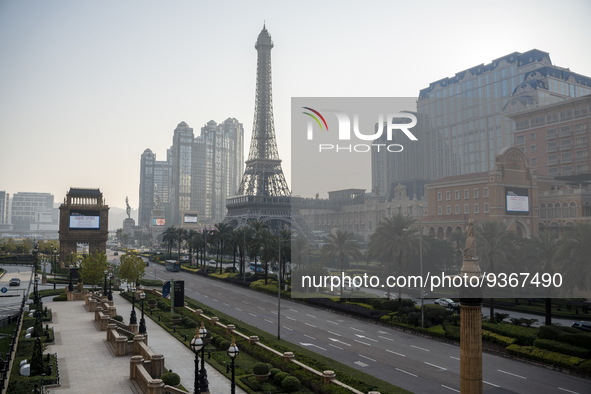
[165,260,181,272]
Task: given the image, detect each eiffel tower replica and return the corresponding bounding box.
[225,25,306,234]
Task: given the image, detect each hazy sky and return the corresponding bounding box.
[1,0,590,209]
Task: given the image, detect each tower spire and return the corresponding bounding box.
[236,26,290,197]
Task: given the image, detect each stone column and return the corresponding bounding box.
[130,355,143,380]
[150,354,165,377]
[460,299,483,394]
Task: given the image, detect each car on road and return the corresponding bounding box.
[434,298,459,309]
[571,321,591,332]
[9,278,20,286]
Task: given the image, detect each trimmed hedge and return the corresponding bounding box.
[482,322,537,345]
[506,344,585,369]
[534,339,591,359]
[482,330,516,347]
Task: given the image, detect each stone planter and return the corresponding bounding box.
[254,373,270,382]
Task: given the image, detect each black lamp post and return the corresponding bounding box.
[227,339,239,394]
[52,248,57,290]
[138,291,146,334]
[129,283,137,325]
[107,272,113,301]
[103,269,108,297]
[32,242,39,275]
[68,265,74,292]
[189,330,204,394]
[198,322,209,392]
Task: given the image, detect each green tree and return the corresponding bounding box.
[559,222,591,296]
[79,252,109,291]
[248,220,269,275]
[214,222,234,274]
[476,221,514,323]
[369,214,419,301]
[162,226,178,259]
[322,230,362,297]
[186,230,199,266]
[118,254,145,286]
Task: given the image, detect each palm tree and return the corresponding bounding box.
[248,220,269,275]
[559,223,591,296]
[369,214,419,301]
[476,221,513,323]
[214,222,234,274]
[186,230,199,266]
[177,227,188,261]
[162,226,178,259]
[278,229,291,285]
[322,230,362,297]
[522,231,560,325]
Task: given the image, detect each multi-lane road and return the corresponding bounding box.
[143,262,591,394]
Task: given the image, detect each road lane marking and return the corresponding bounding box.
[329,344,343,350]
[441,385,459,392]
[484,381,499,388]
[395,368,417,377]
[257,306,265,310]
[329,338,352,346]
[327,331,341,336]
[411,345,429,352]
[327,320,339,325]
[497,369,526,379]
[558,388,579,394]
[359,354,376,362]
[289,308,298,312]
[354,340,371,346]
[386,349,405,357]
[282,326,293,331]
[306,314,317,318]
[354,361,368,367]
[248,313,257,317]
[355,334,378,342]
[449,356,460,360]
[304,334,316,340]
[212,298,218,302]
[264,319,273,324]
[424,362,446,370]
[286,316,296,321]
[305,323,316,328]
[235,307,242,311]
[270,311,277,314]
[299,342,326,351]
[350,327,364,332]
[223,303,230,307]
[378,335,394,341]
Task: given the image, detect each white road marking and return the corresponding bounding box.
[248,313,257,317]
[305,323,316,328]
[355,334,378,342]
[441,385,460,392]
[289,308,298,312]
[449,356,460,360]
[212,298,218,302]
[306,314,317,318]
[497,369,526,379]
[354,339,371,346]
[329,338,351,346]
[350,327,364,332]
[304,334,316,340]
[282,326,293,331]
[359,354,376,362]
[299,342,326,351]
[395,368,417,377]
[484,381,500,388]
[424,362,446,370]
[411,345,429,352]
[235,307,242,312]
[329,344,343,350]
[326,320,339,325]
[378,335,394,341]
[354,361,368,367]
[327,331,341,337]
[286,316,296,321]
[223,303,230,307]
[264,319,273,324]
[558,388,579,394]
[386,349,406,357]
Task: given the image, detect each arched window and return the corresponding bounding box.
[540,203,546,218]
[570,202,577,218]
[562,203,569,218]
[554,203,561,218]
[547,203,554,218]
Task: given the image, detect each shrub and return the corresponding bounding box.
[252,362,270,375]
[482,330,515,347]
[157,301,168,310]
[161,371,180,386]
[534,339,590,358]
[559,333,591,349]
[381,300,400,311]
[269,368,281,377]
[371,298,385,309]
[281,375,302,392]
[539,325,561,341]
[219,340,231,350]
[274,371,289,384]
[506,345,584,369]
[112,315,123,322]
[482,322,537,346]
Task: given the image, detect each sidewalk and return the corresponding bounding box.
[44,293,245,393]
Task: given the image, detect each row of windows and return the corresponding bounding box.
[515,108,590,130]
[437,203,489,215]
[547,164,589,175]
[437,188,488,202]
[540,203,577,219]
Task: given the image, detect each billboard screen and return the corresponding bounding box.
[152,217,166,226]
[69,211,100,229]
[183,213,198,223]
[505,187,529,215]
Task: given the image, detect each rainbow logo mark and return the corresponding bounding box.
[302,107,328,131]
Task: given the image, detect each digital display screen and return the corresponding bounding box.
[152,218,166,226]
[183,214,198,223]
[69,211,100,229]
[506,187,529,214]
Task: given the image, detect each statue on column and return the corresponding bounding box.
[463,219,477,259]
[125,196,131,219]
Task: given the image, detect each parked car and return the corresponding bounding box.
[434,298,459,308]
[571,321,591,332]
[9,278,20,286]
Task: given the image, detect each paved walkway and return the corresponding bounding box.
[44,293,245,393]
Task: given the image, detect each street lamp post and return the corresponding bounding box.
[227,339,239,394]
[190,330,204,394]
[103,269,108,297]
[138,291,146,334]
[198,322,209,392]
[52,248,58,290]
[68,265,74,292]
[107,272,113,302]
[129,283,137,325]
